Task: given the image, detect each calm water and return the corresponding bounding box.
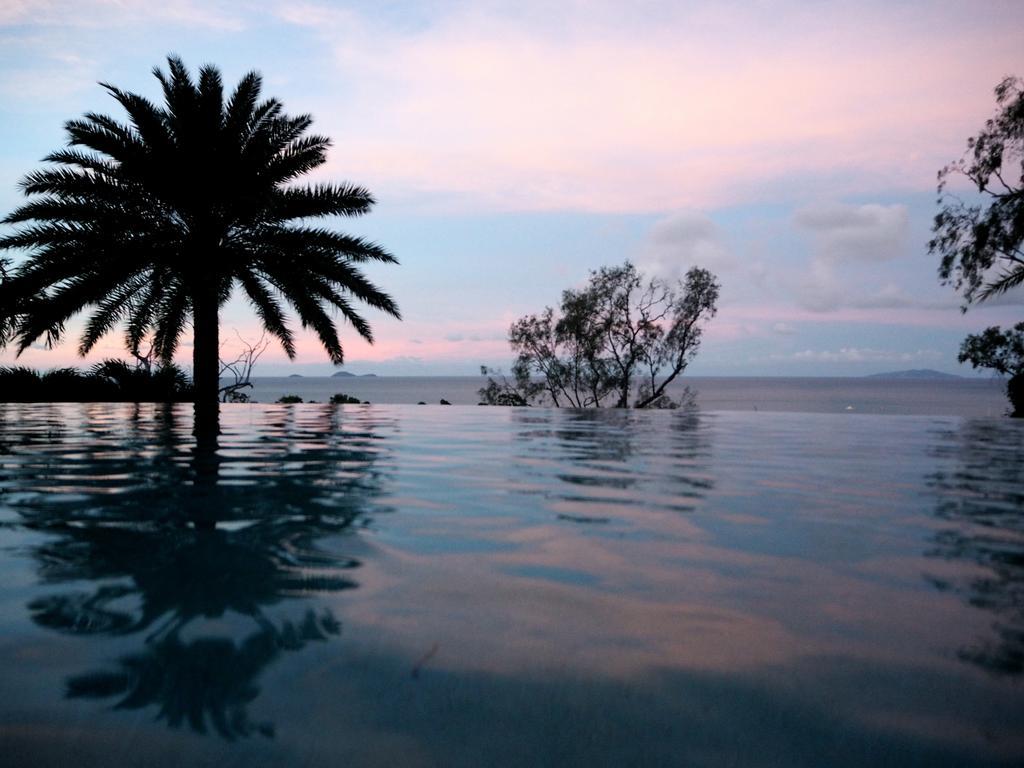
[0,403,1022,767]
[247,375,1010,416]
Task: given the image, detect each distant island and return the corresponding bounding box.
[865,369,962,380]
[288,374,303,378]
[331,371,377,378]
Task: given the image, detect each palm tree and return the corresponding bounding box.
[0,56,400,405]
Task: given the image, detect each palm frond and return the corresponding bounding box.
[98,84,170,153]
[237,272,296,358]
[12,261,143,353]
[225,71,262,137]
[80,274,150,355]
[258,268,345,363]
[125,269,173,355]
[43,148,119,176]
[255,226,396,263]
[263,136,330,185]
[64,113,146,165]
[151,284,190,362]
[197,64,224,132]
[267,184,375,221]
[977,265,1024,301]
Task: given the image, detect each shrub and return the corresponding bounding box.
[0,360,193,402]
[329,393,361,405]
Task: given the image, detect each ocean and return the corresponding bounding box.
[242,375,1010,416]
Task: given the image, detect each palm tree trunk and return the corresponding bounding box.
[191,285,221,458]
[192,285,220,406]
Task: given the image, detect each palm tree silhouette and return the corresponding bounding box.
[0,55,400,405]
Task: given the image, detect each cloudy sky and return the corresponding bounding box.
[1,0,1022,376]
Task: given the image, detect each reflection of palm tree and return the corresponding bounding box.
[0,56,400,405]
[927,419,1024,675]
[28,520,360,638]
[15,403,386,527]
[6,403,393,737]
[66,610,339,740]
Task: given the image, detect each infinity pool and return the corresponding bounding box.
[0,404,1022,766]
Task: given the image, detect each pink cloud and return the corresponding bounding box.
[284,1,1024,212]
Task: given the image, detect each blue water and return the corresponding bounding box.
[246,375,1010,416]
[0,403,1022,766]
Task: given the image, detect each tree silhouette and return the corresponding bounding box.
[930,76,1023,416]
[481,262,718,408]
[0,56,400,405]
[930,76,1023,306]
[957,322,1024,417]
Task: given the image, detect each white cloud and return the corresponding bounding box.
[639,211,733,282]
[0,53,101,103]
[795,272,959,314]
[444,330,505,343]
[791,203,922,313]
[794,203,909,263]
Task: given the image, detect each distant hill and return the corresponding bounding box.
[865,369,962,380]
[287,374,303,378]
[331,371,377,378]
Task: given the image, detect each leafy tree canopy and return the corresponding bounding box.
[958,322,1024,417]
[481,261,719,408]
[930,76,1024,306]
[958,322,1024,377]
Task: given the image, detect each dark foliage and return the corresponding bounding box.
[930,76,1024,306]
[329,392,361,404]
[477,370,532,406]
[0,359,192,402]
[480,261,718,408]
[0,55,400,404]
[930,76,1023,417]
[958,322,1024,416]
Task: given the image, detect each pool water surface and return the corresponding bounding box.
[0,403,1021,767]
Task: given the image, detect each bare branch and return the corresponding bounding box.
[219,330,270,402]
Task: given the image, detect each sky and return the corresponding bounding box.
[0,0,1022,376]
